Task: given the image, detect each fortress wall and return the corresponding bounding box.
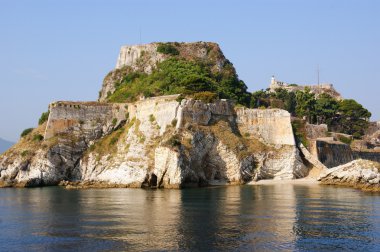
[353,151,380,163]
[306,123,328,140]
[128,95,181,136]
[316,139,354,168]
[45,102,128,140]
[45,97,297,149]
[236,108,295,146]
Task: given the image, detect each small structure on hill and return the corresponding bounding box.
[269,76,342,100]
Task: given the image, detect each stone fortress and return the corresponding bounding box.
[0,41,379,190]
[269,76,342,100]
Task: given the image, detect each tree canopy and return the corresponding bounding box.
[250,88,371,138]
[107,57,251,106]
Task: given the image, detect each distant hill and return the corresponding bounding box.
[0,138,14,154]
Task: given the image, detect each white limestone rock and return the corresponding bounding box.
[318,159,380,191]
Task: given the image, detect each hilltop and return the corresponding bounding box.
[99,42,251,106]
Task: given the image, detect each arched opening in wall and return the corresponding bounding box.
[150,173,158,188]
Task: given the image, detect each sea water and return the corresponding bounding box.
[1,184,380,251]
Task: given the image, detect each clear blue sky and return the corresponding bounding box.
[0,0,379,141]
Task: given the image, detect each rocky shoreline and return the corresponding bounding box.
[318,159,380,192]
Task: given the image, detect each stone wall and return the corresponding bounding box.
[1,95,311,188]
[316,139,353,168]
[236,108,295,146]
[45,101,128,141]
[128,95,180,136]
[306,123,328,140]
[353,151,380,163]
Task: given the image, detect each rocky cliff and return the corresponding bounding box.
[319,159,380,192]
[0,41,320,188]
[0,95,310,188]
[99,42,227,102]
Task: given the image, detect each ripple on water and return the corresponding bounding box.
[1,185,380,251]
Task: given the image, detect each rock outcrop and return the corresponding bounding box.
[0,96,309,188]
[0,41,314,189]
[318,159,380,191]
[99,42,226,102]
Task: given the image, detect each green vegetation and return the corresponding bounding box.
[149,114,156,123]
[33,134,44,142]
[21,128,34,138]
[251,88,296,113]
[21,150,29,157]
[314,93,339,125]
[191,91,218,103]
[112,118,117,126]
[38,111,50,125]
[157,43,179,55]
[337,135,352,145]
[171,118,178,127]
[252,88,371,139]
[295,87,316,123]
[107,57,250,106]
[292,119,308,147]
[332,99,372,139]
[166,134,181,147]
[109,136,119,146]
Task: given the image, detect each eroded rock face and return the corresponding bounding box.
[0,133,87,187]
[99,42,227,102]
[318,159,380,191]
[0,97,310,188]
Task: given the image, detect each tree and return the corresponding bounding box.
[314,94,338,125]
[295,88,316,123]
[332,99,371,138]
[251,90,270,108]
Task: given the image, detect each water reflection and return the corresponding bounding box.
[1,184,380,251]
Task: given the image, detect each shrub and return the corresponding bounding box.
[192,91,218,103]
[33,134,44,142]
[21,150,29,157]
[112,118,117,126]
[166,135,181,147]
[149,114,156,123]
[171,119,178,127]
[109,137,118,146]
[337,135,352,145]
[157,43,179,55]
[291,119,308,147]
[21,128,34,137]
[88,144,95,151]
[176,94,185,103]
[38,111,50,125]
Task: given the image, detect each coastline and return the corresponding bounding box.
[248,178,319,185]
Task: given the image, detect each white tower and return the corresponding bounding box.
[271,75,276,85]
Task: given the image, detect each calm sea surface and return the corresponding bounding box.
[1,184,380,251]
